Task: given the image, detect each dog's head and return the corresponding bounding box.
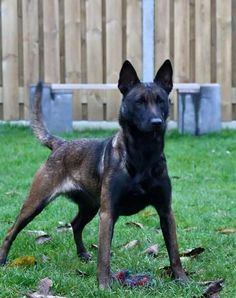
[118,60,173,134]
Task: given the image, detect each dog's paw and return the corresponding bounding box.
[78,252,92,262]
[0,258,7,266]
[174,271,189,284]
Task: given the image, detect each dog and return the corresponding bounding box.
[0,60,187,288]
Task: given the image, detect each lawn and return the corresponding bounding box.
[0,125,235,297]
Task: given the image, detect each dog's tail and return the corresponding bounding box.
[31,81,65,151]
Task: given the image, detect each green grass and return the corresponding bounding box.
[0,124,235,297]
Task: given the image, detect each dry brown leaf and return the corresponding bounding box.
[195,279,224,298]
[183,227,197,232]
[38,277,53,295]
[91,244,98,250]
[159,265,173,278]
[75,269,89,277]
[125,221,144,229]
[141,210,156,217]
[8,256,36,267]
[159,266,191,278]
[217,227,236,234]
[25,230,47,237]
[122,240,140,250]
[179,247,205,258]
[27,295,66,298]
[42,255,50,263]
[56,223,72,233]
[143,244,159,257]
[27,277,67,298]
[172,175,181,179]
[35,234,52,245]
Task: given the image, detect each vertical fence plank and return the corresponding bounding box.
[22,0,39,119]
[126,0,142,78]
[43,0,60,83]
[0,0,2,90]
[155,0,171,70]
[174,0,190,82]
[195,0,211,82]
[1,0,19,120]
[216,0,232,120]
[64,0,81,120]
[64,0,81,83]
[189,0,195,82]
[106,0,122,83]
[105,89,121,121]
[86,0,103,83]
[87,90,104,120]
[232,0,236,88]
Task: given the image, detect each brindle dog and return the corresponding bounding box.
[0,60,187,288]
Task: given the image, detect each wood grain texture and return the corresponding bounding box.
[86,0,103,83]
[174,0,190,83]
[43,0,60,83]
[195,0,211,82]
[106,0,122,83]
[22,0,39,119]
[155,0,171,70]
[1,0,19,120]
[126,0,142,79]
[216,0,232,120]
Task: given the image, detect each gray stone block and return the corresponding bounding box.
[29,85,73,133]
[177,84,221,135]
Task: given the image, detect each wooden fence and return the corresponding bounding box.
[0,0,235,121]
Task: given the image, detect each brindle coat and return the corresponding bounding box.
[0,60,187,288]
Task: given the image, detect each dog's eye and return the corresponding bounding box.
[136,98,145,106]
[159,99,165,107]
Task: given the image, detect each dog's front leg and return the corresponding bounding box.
[157,206,187,281]
[97,209,114,289]
[97,184,116,289]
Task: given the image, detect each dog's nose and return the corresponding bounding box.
[151,118,163,126]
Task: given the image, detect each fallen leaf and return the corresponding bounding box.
[38,277,53,295]
[159,266,173,278]
[183,227,197,232]
[195,279,224,298]
[90,244,98,250]
[179,247,205,258]
[8,256,36,267]
[217,227,236,234]
[75,269,89,277]
[159,266,192,278]
[5,190,20,197]
[27,277,67,298]
[172,175,181,179]
[27,295,66,298]
[56,223,72,233]
[141,210,156,217]
[122,240,140,250]
[125,221,144,229]
[42,255,50,263]
[25,230,48,237]
[143,244,159,257]
[35,234,52,245]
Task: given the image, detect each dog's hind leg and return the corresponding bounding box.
[71,204,99,262]
[0,166,61,265]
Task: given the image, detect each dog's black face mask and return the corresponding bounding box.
[118,60,173,135]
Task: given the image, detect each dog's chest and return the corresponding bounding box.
[115,168,165,216]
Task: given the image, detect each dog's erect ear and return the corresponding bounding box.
[154,60,173,94]
[118,60,140,95]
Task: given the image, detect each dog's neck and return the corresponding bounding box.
[121,125,165,177]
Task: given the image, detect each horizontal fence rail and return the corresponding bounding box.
[0,0,235,121]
